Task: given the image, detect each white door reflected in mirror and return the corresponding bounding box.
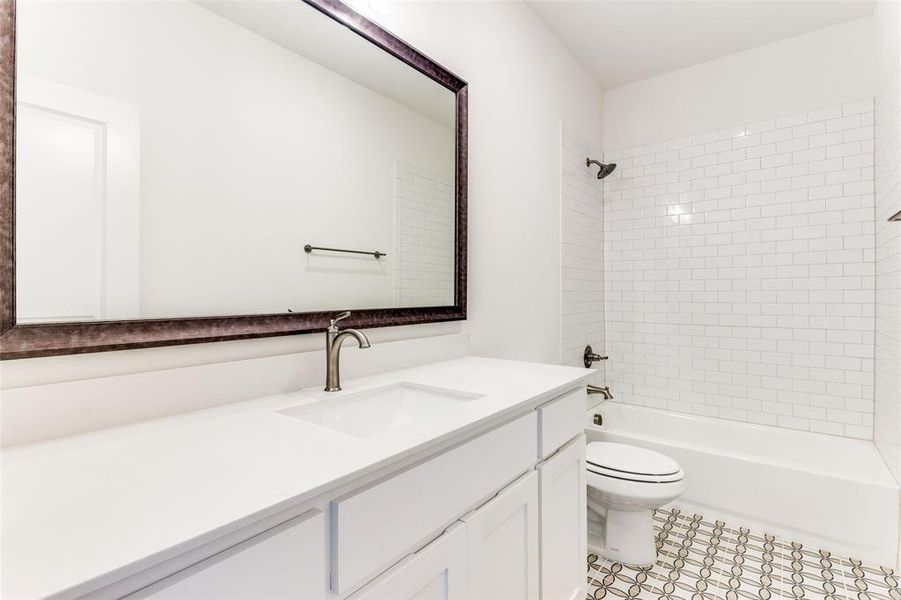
[16,76,140,324]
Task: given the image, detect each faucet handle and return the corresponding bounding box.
[329,311,352,329]
[583,344,608,368]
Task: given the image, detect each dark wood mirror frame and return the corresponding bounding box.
[0,0,467,360]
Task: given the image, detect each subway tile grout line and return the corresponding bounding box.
[601,99,878,440]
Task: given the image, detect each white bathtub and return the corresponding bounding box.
[585,402,900,566]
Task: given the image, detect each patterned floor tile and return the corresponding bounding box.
[587,507,898,600]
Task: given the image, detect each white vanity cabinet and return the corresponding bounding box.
[538,435,587,600]
[127,510,326,600]
[70,381,587,600]
[462,471,540,599]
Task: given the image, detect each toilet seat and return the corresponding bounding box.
[587,442,684,483]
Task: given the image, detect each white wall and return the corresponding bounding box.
[1,1,605,445]
[603,18,876,151]
[17,0,455,318]
[874,1,901,487]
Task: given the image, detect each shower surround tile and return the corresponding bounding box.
[586,508,900,600]
[602,100,876,439]
[561,130,606,382]
[394,161,455,306]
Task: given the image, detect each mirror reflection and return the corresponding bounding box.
[14,0,457,323]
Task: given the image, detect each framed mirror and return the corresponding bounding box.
[0,0,467,359]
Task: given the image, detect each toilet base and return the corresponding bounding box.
[597,508,658,567]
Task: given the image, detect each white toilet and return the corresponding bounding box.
[586,441,686,566]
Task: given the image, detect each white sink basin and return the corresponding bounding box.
[278,382,484,438]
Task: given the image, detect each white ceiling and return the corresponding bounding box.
[526,0,875,89]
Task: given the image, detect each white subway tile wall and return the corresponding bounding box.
[561,132,605,381]
[875,54,901,478]
[394,161,455,307]
[603,100,876,439]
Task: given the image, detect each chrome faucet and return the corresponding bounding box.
[587,385,613,400]
[325,311,371,392]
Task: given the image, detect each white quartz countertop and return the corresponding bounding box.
[1,357,589,599]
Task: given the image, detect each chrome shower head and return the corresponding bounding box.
[586,157,616,180]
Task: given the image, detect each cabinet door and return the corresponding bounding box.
[461,471,539,599]
[129,510,326,600]
[350,523,467,600]
[538,435,586,600]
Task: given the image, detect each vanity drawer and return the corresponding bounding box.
[537,387,586,458]
[330,412,537,594]
[125,510,326,600]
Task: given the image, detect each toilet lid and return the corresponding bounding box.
[587,442,684,483]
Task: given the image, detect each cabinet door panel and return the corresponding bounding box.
[538,435,586,600]
[332,412,536,594]
[537,388,586,458]
[350,523,467,600]
[462,471,539,599]
[129,510,326,600]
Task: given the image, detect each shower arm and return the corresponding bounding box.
[585,157,617,180]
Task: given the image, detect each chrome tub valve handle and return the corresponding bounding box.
[583,345,608,369]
